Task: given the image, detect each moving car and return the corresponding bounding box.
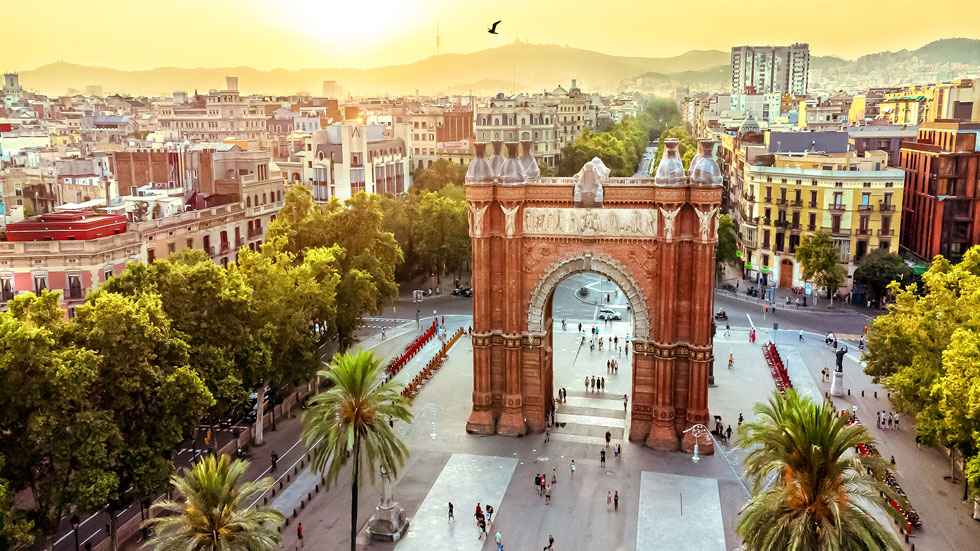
[452,285,473,297]
[598,308,622,321]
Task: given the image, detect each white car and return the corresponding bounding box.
[598,309,621,321]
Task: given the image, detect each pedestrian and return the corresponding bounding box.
[607,491,612,510]
[600,376,605,391]
[478,515,487,539]
[607,359,611,372]
[381,327,387,340]
[894,412,900,430]
[738,412,743,426]
[570,459,575,479]
[495,531,502,549]
[799,328,804,341]
[545,426,550,443]
[600,449,606,468]
[552,466,557,484]
[578,322,582,333]
[296,522,304,549]
[728,353,734,369]
[486,503,494,523]
[624,394,628,412]
[585,376,589,392]
[614,491,619,511]
[540,474,546,496]
[591,375,596,391]
[534,473,541,495]
[833,337,838,350]
[544,534,555,551]
[614,335,618,347]
[888,413,893,428]
[796,297,800,309]
[271,451,278,472]
[605,430,612,448]
[915,434,921,449]
[875,411,881,429]
[724,323,730,337]
[449,502,455,522]
[890,455,896,466]
[726,425,732,441]
[545,483,551,505]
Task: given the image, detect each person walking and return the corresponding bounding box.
[614,491,619,511]
[888,412,894,428]
[544,483,552,505]
[624,394,628,411]
[607,491,612,510]
[552,466,557,484]
[534,473,541,496]
[605,430,612,448]
[728,353,734,369]
[799,328,804,341]
[296,522,304,549]
[495,531,502,550]
[725,425,732,441]
[724,323,731,337]
[584,376,589,392]
[478,515,487,539]
[270,451,279,472]
[544,426,550,443]
[381,327,387,340]
[486,504,494,523]
[600,449,606,468]
[544,534,555,551]
[570,459,575,479]
[448,502,454,523]
[894,412,900,430]
[540,474,546,496]
[591,376,596,391]
[738,412,743,426]
[600,376,605,391]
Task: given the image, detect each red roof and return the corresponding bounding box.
[6,210,128,241]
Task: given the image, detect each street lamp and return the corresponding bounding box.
[70,514,80,551]
[682,424,712,463]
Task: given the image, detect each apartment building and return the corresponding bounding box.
[740,151,904,290]
[899,121,980,263]
[475,96,562,167]
[848,125,919,168]
[156,88,267,144]
[731,44,810,96]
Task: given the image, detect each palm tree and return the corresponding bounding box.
[302,350,413,551]
[736,389,905,551]
[143,455,283,551]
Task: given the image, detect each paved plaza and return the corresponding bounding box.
[637,472,727,551]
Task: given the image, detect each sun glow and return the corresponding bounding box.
[288,0,421,49]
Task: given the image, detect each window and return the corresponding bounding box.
[810,190,817,206]
[33,275,47,295]
[147,248,155,263]
[833,192,843,206]
[881,215,892,234]
[832,214,841,233]
[104,268,113,281]
[1,278,13,302]
[67,275,82,299]
[763,229,771,249]
[186,238,194,249]
[883,192,893,206]
[861,192,870,206]
[762,254,770,267]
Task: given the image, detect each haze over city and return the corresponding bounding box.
[4,0,980,70]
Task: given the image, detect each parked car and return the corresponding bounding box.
[597,308,622,321]
[452,285,473,297]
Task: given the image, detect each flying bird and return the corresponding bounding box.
[488,20,501,34]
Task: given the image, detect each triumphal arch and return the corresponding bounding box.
[464,139,723,453]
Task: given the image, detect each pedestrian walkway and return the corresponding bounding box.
[555,391,625,445]
[637,472,726,551]
[395,453,518,551]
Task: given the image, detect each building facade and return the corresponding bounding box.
[731,44,810,96]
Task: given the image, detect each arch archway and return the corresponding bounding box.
[465,159,722,453]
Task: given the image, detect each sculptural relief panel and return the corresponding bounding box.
[522,207,658,238]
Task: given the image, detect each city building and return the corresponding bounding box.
[475,95,562,167]
[156,86,268,144]
[848,125,919,168]
[731,44,810,96]
[899,121,980,263]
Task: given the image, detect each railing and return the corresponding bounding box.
[790,223,801,230]
[205,245,216,256]
[878,228,894,236]
[808,201,818,208]
[790,199,803,207]
[827,203,847,211]
[858,204,873,212]
[774,220,790,229]
[855,228,872,236]
[236,237,245,248]
[879,203,895,212]
[63,288,84,300]
[248,229,262,238]
[220,242,231,253]
[764,197,773,204]
[776,198,788,206]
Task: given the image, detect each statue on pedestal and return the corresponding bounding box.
[366,467,410,541]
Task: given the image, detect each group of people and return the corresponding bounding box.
[586,375,606,392]
[876,410,900,430]
[461,502,499,545]
[534,471,554,504]
[605,358,621,373]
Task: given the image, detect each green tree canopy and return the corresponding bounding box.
[736,389,904,551]
[411,191,469,284]
[854,249,912,303]
[796,231,846,300]
[716,214,738,268]
[863,246,980,491]
[411,159,467,193]
[144,454,283,551]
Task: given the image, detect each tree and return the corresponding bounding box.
[854,249,912,304]
[863,247,980,496]
[144,455,283,551]
[411,191,469,284]
[537,160,555,177]
[0,291,117,551]
[301,351,413,551]
[736,389,904,551]
[643,97,683,140]
[716,214,738,270]
[0,462,34,551]
[797,231,846,301]
[652,125,697,171]
[71,292,213,550]
[236,242,340,445]
[411,159,467,193]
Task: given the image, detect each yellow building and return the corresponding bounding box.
[739,153,904,292]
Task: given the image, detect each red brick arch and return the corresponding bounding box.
[464,166,722,454]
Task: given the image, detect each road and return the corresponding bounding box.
[635,145,657,177]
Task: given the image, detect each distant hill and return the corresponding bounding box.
[16,38,980,97]
[18,43,730,97]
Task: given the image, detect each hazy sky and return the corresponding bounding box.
[3,0,979,70]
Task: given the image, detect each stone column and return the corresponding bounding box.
[681,239,714,454]
[629,340,655,441]
[466,207,495,435]
[497,202,526,437]
[646,231,679,450]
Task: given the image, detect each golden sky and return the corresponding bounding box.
[3,0,980,70]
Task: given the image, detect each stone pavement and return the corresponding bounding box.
[638,472,726,551]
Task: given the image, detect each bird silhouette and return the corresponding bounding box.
[488,20,501,34]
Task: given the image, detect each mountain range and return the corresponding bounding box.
[14,38,980,97]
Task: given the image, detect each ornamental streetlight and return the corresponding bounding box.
[70,515,80,551]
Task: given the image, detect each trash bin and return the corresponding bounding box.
[773,322,779,331]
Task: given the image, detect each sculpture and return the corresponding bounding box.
[573,157,609,207]
[501,204,521,237]
[835,345,848,372]
[467,202,489,237]
[660,206,681,241]
[695,207,718,243]
[366,466,409,541]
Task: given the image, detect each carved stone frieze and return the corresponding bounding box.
[522,207,658,238]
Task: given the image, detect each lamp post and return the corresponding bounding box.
[683,423,750,497]
[70,514,80,551]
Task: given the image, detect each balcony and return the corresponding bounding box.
[776,198,788,206]
[808,201,818,208]
[774,219,790,229]
[236,237,245,248]
[879,203,895,212]
[858,204,873,212]
[878,228,894,236]
[790,223,801,231]
[831,228,850,237]
[219,241,231,254]
[205,245,216,256]
[248,228,262,239]
[764,197,773,204]
[1,290,15,303]
[855,228,872,236]
[828,203,847,211]
[790,199,803,208]
[63,287,84,301]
